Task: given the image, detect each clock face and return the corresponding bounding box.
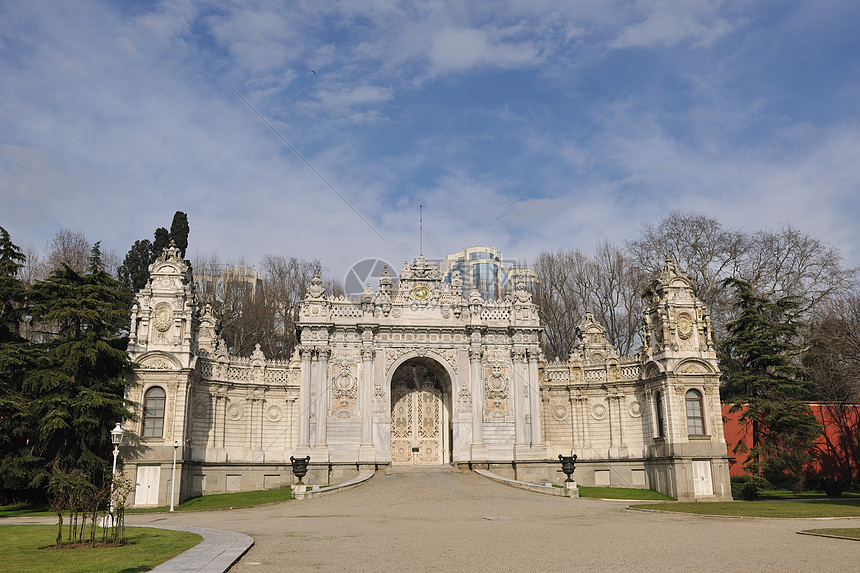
[411,285,431,301]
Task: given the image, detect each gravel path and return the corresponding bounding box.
[120,468,859,572]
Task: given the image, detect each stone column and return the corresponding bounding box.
[512,349,527,447]
[527,350,544,446]
[359,342,375,463]
[314,347,330,450]
[469,346,484,444]
[296,346,312,451]
[243,389,254,461]
[576,390,588,458]
[360,346,374,446]
[469,345,487,460]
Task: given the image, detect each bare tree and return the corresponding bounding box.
[45,229,91,274]
[626,211,749,340]
[191,253,341,359]
[20,244,46,285]
[534,250,584,361]
[742,224,857,318]
[260,255,323,360]
[535,243,645,360]
[589,242,647,356]
[806,293,860,401]
[804,292,860,483]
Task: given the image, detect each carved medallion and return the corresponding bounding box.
[192,398,208,419]
[628,401,642,417]
[153,307,172,332]
[266,405,283,422]
[227,404,243,421]
[552,404,568,421]
[677,313,694,340]
[591,403,607,420]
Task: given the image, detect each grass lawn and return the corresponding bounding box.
[801,528,860,540]
[0,524,201,573]
[129,486,293,513]
[2,487,294,518]
[0,505,54,519]
[759,489,860,500]
[578,486,674,500]
[630,497,860,518]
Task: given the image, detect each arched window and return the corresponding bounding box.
[685,390,705,435]
[142,387,166,438]
[654,391,665,438]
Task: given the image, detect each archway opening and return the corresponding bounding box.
[390,358,452,465]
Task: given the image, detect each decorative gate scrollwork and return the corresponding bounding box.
[390,362,444,465]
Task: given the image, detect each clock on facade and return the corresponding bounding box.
[411,285,431,300]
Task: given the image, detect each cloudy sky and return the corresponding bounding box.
[2,1,859,285]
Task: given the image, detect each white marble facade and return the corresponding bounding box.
[122,246,732,506]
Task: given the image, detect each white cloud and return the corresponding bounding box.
[610,1,736,49]
[316,85,394,109]
[428,26,543,77]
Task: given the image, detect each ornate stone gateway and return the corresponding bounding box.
[390,360,448,465]
[124,247,733,503]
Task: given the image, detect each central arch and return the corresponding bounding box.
[389,357,452,465]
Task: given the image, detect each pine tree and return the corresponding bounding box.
[721,278,820,490]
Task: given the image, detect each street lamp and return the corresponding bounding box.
[109,423,124,523]
[170,440,179,512]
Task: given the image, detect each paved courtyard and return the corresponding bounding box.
[126,468,859,572]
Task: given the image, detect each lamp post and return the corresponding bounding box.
[109,423,124,523]
[170,440,178,512]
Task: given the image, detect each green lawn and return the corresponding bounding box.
[161,487,293,511]
[630,497,860,518]
[2,487,294,518]
[759,489,860,500]
[801,528,860,540]
[0,505,53,519]
[578,486,674,500]
[0,524,201,573]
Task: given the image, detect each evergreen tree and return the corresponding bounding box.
[117,211,191,293]
[721,278,820,490]
[152,227,170,260]
[2,264,134,501]
[169,211,190,258]
[0,227,26,343]
[88,241,103,273]
[117,239,154,293]
[0,228,36,502]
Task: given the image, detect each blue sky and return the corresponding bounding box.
[2,1,859,282]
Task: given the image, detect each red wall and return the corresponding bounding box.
[721,403,860,478]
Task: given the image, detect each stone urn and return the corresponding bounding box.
[290,456,311,485]
[558,454,577,483]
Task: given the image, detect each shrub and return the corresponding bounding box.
[731,476,771,500]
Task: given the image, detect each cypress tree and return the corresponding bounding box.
[169,211,190,258]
